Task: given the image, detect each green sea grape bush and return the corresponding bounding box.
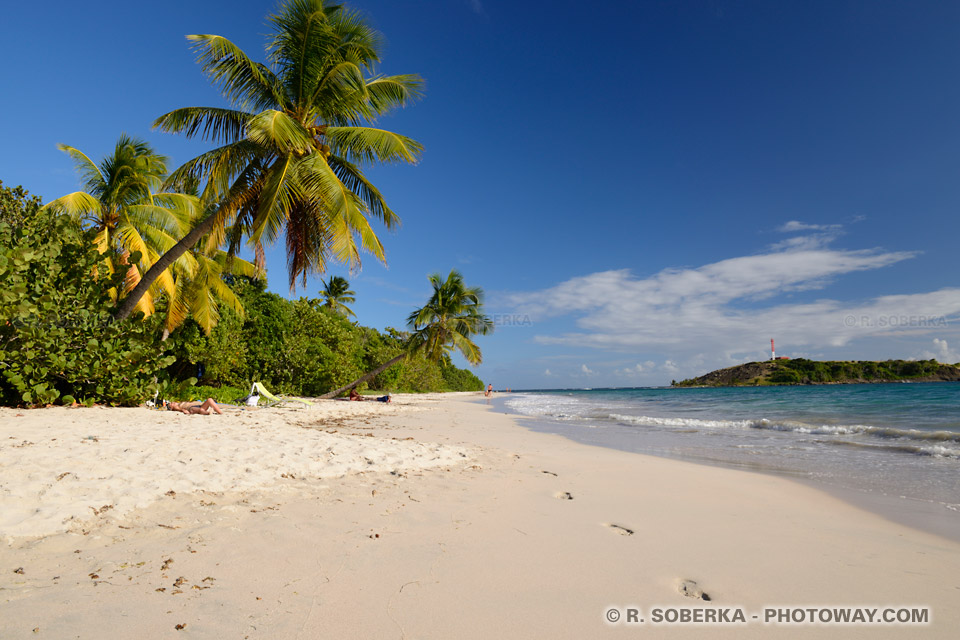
[0,180,43,230]
[0,195,173,406]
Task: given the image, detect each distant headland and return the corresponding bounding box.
[671,359,960,387]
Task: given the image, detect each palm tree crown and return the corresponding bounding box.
[319,275,356,318]
[154,0,423,290]
[406,270,494,365]
[44,135,198,316]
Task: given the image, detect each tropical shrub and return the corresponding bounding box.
[0,193,173,406]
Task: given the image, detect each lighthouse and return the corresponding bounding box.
[771,338,775,361]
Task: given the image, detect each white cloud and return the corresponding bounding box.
[779,220,843,232]
[771,220,847,252]
[544,368,554,377]
[506,244,960,377]
[769,233,837,251]
[580,364,595,376]
[919,338,960,364]
[615,363,646,377]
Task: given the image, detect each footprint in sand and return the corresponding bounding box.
[679,579,711,601]
[605,523,634,536]
[554,492,574,500]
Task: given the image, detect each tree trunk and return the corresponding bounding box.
[113,209,222,321]
[319,353,406,399]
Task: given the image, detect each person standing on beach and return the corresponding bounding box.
[485,384,493,397]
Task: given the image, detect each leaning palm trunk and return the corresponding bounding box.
[114,210,220,321]
[319,353,406,399]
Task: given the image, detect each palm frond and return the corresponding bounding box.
[365,74,425,115]
[296,153,383,265]
[164,140,263,203]
[246,109,315,154]
[42,191,103,226]
[250,154,298,246]
[327,156,399,229]
[187,34,285,110]
[55,145,105,195]
[325,126,422,165]
[153,107,253,145]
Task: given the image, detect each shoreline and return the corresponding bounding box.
[497,398,960,544]
[3,395,959,638]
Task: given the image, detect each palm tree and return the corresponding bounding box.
[44,135,198,317]
[115,0,423,322]
[320,270,493,398]
[318,275,356,318]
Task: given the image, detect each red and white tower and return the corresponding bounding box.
[771,338,776,361]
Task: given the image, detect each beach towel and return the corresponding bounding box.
[244,382,314,407]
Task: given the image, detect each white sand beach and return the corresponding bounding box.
[2,394,958,638]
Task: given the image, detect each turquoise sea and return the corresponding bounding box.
[503,383,960,539]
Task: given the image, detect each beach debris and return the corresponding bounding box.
[175,623,186,630]
[555,492,574,500]
[90,504,113,516]
[13,567,24,574]
[605,523,634,536]
[88,573,99,579]
[56,472,71,481]
[165,490,176,497]
[161,558,173,571]
[173,576,187,588]
[679,579,711,601]
[541,470,558,476]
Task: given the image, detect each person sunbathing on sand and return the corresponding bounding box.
[348,389,391,403]
[164,398,223,415]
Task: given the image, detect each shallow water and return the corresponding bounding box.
[502,383,960,540]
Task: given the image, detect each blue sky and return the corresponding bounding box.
[3,1,960,388]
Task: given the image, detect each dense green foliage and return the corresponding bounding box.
[0,180,43,230]
[674,358,958,387]
[0,182,481,406]
[766,358,948,384]
[165,278,484,397]
[0,186,174,406]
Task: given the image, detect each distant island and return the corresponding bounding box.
[671,359,960,387]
